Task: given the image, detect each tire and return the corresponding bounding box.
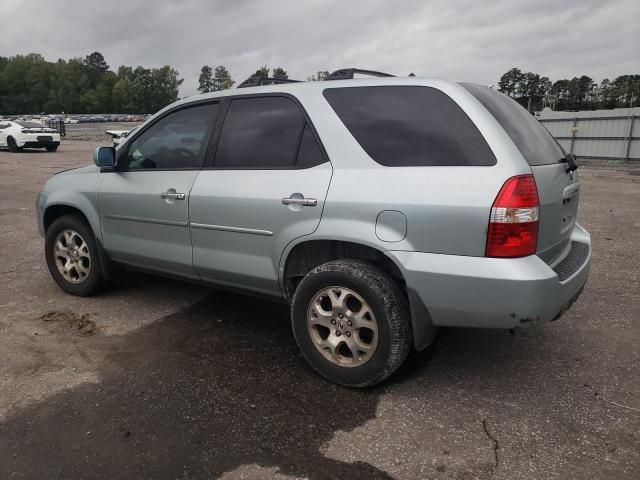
[7,137,21,153]
[46,144,59,152]
[45,214,104,296]
[291,259,412,387]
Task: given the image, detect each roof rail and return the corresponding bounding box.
[325,68,395,81]
[237,76,301,89]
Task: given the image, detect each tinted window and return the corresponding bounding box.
[296,124,326,168]
[323,86,496,167]
[124,103,217,170]
[16,121,44,128]
[0,123,9,130]
[215,97,304,169]
[462,83,565,166]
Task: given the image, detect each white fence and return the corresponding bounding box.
[538,107,640,161]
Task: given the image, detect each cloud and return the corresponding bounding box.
[1,0,638,95]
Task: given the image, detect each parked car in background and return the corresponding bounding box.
[106,127,137,146]
[0,120,60,152]
[36,70,590,387]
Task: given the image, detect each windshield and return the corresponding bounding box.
[461,83,565,166]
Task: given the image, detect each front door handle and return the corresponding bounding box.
[160,190,185,200]
[282,196,317,207]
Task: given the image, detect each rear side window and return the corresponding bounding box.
[296,124,326,168]
[323,86,496,167]
[461,83,565,166]
[215,96,304,169]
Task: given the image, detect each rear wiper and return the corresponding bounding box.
[562,153,578,172]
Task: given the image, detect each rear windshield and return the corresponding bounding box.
[323,86,496,167]
[461,83,565,166]
[15,120,44,128]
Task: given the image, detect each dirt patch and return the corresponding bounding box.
[40,310,97,336]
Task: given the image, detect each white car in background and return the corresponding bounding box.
[106,126,137,146]
[0,120,61,152]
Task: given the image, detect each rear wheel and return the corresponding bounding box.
[291,259,412,387]
[7,137,21,153]
[45,214,104,296]
[46,144,59,152]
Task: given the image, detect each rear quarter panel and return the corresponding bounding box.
[289,80,531,257]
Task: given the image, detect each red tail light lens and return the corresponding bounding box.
[486,175,539,258]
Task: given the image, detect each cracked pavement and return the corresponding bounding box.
[0,136,639,479]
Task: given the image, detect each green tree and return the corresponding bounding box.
[0,53,184,114]
[149,66,183,112]
[212,65,234,91]
[307,70,330,81]
[272,67,288,79]
[498,67,524,98]
[253,65,270,78]
[198,65,214,93]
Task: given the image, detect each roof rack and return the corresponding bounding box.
[237,76,301,88]
[325,68,395,81]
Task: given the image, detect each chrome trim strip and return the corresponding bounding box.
[189,222,274,236]
[105,214,188,227]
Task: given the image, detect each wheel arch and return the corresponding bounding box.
[280,239,406,299]
[44,204,91,233]
[43,201,117,281]
[280,238,438,351]
[42,194,102,244]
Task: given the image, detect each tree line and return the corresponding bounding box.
[0,52,182,114]
[1,51,638,115]
[498,67,640,112]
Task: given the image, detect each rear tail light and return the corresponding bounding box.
[486,175,539,258]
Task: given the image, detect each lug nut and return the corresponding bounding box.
[346,331,351,337]
[335,331,341,336]
[347,321,352,326]
[331,319,336,325]
[338,313,344,319]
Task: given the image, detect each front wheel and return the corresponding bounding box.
[45,214,104,296]
[291,259,412,387]
[46,144,59,152]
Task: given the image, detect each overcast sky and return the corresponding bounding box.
[1,0,638,96]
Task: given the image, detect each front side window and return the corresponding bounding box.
[214,96,304,169]
[124,103,218,170]
[323,86,496,167]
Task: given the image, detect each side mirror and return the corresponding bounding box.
[94,146,116,170]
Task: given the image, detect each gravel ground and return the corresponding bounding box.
[0,140,638,479]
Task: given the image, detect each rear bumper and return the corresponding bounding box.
[20,140,60,148]
[387,223,591,338]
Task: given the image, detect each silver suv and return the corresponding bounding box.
[37,69,591,387]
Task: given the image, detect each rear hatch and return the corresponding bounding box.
[462,83,579,264]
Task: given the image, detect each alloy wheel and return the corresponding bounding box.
[306,286,379,367]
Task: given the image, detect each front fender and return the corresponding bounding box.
[38,190,102,241]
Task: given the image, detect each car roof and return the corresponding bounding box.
[179,76,460,104]
[139,77,485,133]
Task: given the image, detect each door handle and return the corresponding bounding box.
[160,191,186,200]
[282,196,317,207]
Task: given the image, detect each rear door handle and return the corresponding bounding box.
[160,190,185,200]
[282,196,317,207]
